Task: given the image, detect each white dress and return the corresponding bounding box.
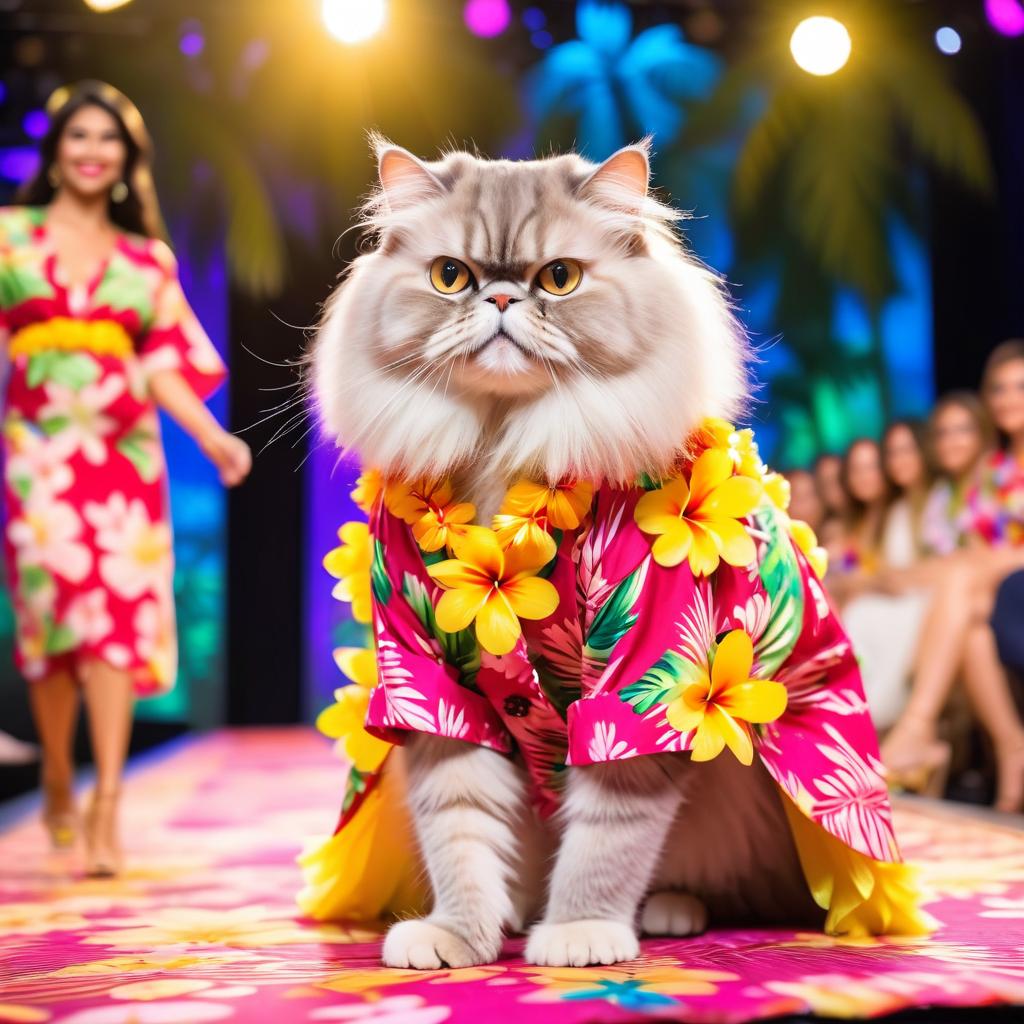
[842,500,930,730]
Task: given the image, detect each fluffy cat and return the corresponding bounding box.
[313,138,818,968]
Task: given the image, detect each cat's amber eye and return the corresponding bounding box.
[536,259,583,296]
[430,257,473,295]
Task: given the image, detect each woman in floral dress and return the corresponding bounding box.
[0,81,251,874]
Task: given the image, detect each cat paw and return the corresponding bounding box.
[382,919,496,969]
[640,891,708,936]
[525,919,639,967]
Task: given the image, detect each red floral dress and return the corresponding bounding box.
[0,206,226,694]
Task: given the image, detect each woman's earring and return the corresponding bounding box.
[47,164,61,188]
[110,181,129,203]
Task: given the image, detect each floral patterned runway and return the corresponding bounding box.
[1,727,1023,1024]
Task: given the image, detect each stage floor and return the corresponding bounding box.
[1,727,1023,1023]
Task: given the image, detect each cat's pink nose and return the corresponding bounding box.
[487,294,516,312]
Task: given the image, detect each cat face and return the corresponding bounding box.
[314,139,746,484]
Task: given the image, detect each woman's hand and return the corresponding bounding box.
[200,427,252,487]
[148,369,252,488]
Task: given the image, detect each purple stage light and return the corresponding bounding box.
[22,109,47,139]
[986,0,1024,37]
[522,6,545,31]
[464,0,510,38]
[180,29,204,57]
[0,147,40,183]
[530,28,553,49]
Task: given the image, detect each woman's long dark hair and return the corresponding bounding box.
[16,80,165,239]
[840,438,891,556]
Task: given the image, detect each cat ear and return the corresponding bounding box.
[373,137,444,210]
[578,141,651,213]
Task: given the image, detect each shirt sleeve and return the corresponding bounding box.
[139,240,226,401]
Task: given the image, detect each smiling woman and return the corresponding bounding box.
[0,80,251,879]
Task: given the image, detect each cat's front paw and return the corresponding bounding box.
[640,891,708,936]
[525,919,639,967]
[382,919,497,969]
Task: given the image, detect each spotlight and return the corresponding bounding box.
[985,0,1024,37]
[464,0,510,38]
[322,0,386,44]
[179,20,204,57]
[22,109,48,139]
[789,16,851,76]
[935,26,962,54]
[82,0,134,10]
[522,6,546,31]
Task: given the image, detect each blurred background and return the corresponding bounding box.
[0,0,1021,799]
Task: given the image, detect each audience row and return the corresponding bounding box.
[785,340,1024,813]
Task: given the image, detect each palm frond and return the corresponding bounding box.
[184,115,286,299]
[876,45,994,196]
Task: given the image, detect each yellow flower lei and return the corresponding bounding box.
[320,419,825,751]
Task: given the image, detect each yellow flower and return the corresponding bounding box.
[635,448,763,575]
[692,417,765,479]
[665,629,787,765]
[316,685,391,773]
[428,526,559,655]
[384,477,453,525]
[332,646,377,687]
[500,479,594,530]
[351,468,384,513]
[789,518,829,578]
[763,470,791,511]
[323,521,373,623]
[413,499,477,552]
[491,510,558,565]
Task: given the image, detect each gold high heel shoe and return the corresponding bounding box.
[42,779,78,850]
[84,790,122,878]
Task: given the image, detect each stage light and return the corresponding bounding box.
[322,0,386,45]
[935,26,961,54]
[179,20,205,57]
[464,0,510,37]
[522,6,546,31]
[22,109,48,139]
[531,29,553,49]
[82,0,134,10]
[789,16,851,76]
[985,0,1024,37]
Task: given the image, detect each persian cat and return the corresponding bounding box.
[313,138,817,968]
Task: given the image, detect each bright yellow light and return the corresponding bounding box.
[322,0,387,44]
[82,0,134,9]
[790,16,852,76]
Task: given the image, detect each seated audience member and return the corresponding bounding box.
[824,438,889,606]
[815,452,849,566]
[842,421,932,731]
[882,342,1024,812]
[786,467,825,533]
[920,392,995,556]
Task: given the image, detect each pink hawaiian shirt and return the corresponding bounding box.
[363,485,899,866]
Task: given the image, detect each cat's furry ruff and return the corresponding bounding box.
[314,136,747,515]
[314,140,807,968]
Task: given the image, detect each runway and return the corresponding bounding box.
[1,727,1023,1022]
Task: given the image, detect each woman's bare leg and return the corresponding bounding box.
[80,657,135,874]
[961,622,1024,812]
[880,559,976,770]
[28,667,80,845]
